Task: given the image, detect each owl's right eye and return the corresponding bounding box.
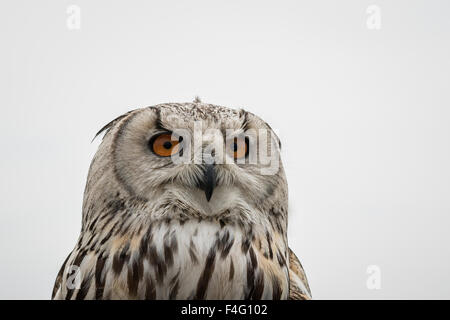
[149,133,181,157]
[227,137,249,160]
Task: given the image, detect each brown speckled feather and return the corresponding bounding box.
[288,248,311,299]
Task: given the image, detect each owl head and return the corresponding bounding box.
[84,101,287,223]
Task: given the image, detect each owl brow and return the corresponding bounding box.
[154,108,172,132]
[240,110,251,132]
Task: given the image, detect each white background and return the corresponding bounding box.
[1,0,449,299]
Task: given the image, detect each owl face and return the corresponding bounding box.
[108,103,285,216]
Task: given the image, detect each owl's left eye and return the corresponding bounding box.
[149,133,181,157]
[227,137,249,160]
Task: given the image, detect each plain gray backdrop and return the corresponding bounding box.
[1,0,449,299]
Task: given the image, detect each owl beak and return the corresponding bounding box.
[200,164,216,202]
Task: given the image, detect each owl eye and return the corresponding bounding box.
[149,133,181,157]
[228,137,248,160]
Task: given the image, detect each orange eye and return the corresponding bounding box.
[150,133,180,157]
[228,137,248,159]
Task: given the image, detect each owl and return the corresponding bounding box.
[52,100,311,300]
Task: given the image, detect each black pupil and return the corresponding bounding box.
[163,141,172,149]
[232,143,238,152]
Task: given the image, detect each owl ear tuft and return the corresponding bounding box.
[92,110,135,142]
[193,96,202,103]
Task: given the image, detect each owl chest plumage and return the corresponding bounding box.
[131,219,289,300]
[54,213,290,300]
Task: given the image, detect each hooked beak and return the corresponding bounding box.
[199,164,216,201]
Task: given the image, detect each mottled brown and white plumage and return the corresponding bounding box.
[52,101,311,300]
